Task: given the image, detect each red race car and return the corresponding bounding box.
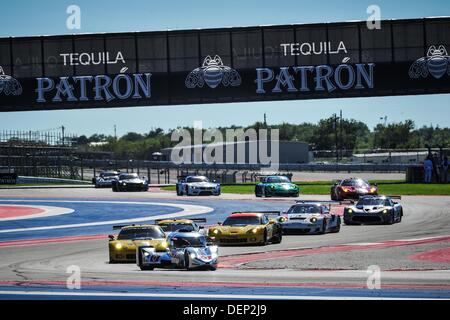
[330,178,378,201]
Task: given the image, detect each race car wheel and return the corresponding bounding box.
[272,228,283,244]
[112,185,118,192]
[332,217,341,233]
[260,230,268,246]
[255,187,262,197]
[140,266,154,271]
[209,266,217,271]
[184,251,191,270]
[397,210,403,223]
[264,187,272,198]
[185,186,190,196]
[386,211,395,225]
[319,220,327,234]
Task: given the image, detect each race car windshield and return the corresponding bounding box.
[187,177,209,183]
[223,216,262,226]
[117,228,164,240]
[172,236,206,248]
[161,223,194,232]
[266,177,290,183]
[357,199,388,206]
[341,179,369,187]
[119,174,138,180]
[288,205,321,214]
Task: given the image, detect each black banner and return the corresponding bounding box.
[0,172,17,184]
[0,17,449,112]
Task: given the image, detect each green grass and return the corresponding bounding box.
[161,180,450,196]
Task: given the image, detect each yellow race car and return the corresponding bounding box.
[108,224,168,263]
[155,218,207,233]
[208,212,283,246]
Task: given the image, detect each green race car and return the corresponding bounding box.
[255,176,300,198]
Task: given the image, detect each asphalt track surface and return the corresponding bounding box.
[0,188,449,300]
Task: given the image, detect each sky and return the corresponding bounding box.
[1,0,450,136]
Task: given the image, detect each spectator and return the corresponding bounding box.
[423,157,433,183]
[442,156,449,183]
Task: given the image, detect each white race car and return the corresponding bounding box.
[281,201,341,235]
[176,175,221,196]
[343,196,403,225]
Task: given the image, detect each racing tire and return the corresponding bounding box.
[112,185,118,192]
[264,187,272,198]
[272,228,283,244]
[397,210,403,223]
[184,251,191,270]
[385,211,395,225]
[332,217,341,233]
[319,220,327,234]
[140,266,154,271]
[185,186,191,196]
[255,187,262,197]
[209,266,217,271]
[260,230,268,246]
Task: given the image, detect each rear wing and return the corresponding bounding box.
[154,218,207,224]
[112,225,134,230]
[177,175,189,182]
[231,211,282,216]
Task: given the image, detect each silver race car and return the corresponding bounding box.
[137,231,218,271]
[280,201,341,235]
[176,175,221,196]
[343,195,403,225]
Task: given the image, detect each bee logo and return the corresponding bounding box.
[185,55,241,89]
[0,66,22,96]
[409,45,450,80]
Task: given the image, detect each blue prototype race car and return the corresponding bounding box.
[136,231,218,271]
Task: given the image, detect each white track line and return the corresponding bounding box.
[0,200,213,234]
[0,205,74,222]
[0,290,444,300]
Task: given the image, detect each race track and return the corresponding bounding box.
[0,188,449,300]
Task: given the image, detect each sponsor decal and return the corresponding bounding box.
[35,73,152,103]
[60,51,126,66]
[186,55,241,89]
[255,58,375,94]
[0,67,22,96]
[280,41,348,57]
[409,45,450,79]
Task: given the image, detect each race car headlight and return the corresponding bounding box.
[122,182,126,186]
[212,229,219,235]
[160,241,168,249]
[383,209,389,214]
[251,228,259,234]
[143,251,150,257]
[348,209,353,214]
[310,217,317,224]
[189,252,196,259]
[210,246,218,253]
[115,243,123,250]
[279,217,287,223]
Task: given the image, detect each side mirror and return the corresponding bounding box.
[199,225,205,229]
[108,235,115,241]
[218,222,222,226]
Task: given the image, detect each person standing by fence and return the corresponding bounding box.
[442,156,449,183]
[423,156,433,183]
